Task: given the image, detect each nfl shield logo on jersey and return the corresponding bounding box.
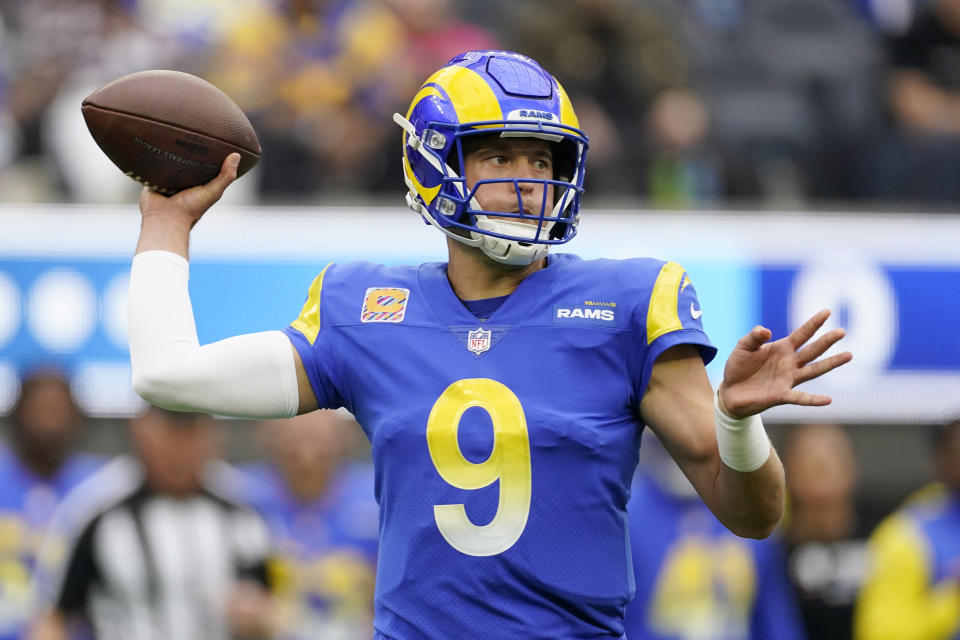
[467,327,491,354]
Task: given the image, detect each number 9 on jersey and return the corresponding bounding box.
[426,378,532,557]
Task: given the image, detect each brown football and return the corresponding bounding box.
[81,70,260,195]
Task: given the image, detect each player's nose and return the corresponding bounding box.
[514,160,539,194]
[514,157,540,179]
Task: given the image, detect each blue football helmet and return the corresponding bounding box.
[394,50,589,265]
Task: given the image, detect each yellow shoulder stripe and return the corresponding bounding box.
[289,263,332,346]
[647,261,686,345]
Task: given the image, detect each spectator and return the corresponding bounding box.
[624,430,807,640]
[29,406,275,640]
[887,0,960,135]
[379,0,499,96]
[649,0,882,205]
[2,0,176,202]
[206,0,407,198]
[854,418,960,640]
[870,0,960,203]
[206,0,498,200]
[0,370,102,640]
[782,423,871,640]
[501,0,690,196]
[642,87,723,207]
[0,16,18,173]
[242,410,378,640]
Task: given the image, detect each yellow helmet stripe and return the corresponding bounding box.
[403,84,445,205]
[554,80,579,129]
[405,84,443,119]
[428,66,503,124]
[404,152,441,204]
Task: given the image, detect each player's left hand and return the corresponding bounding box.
[718,309,852,419]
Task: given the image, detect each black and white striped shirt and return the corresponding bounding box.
[41,457,272,640]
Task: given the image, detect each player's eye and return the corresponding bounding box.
[534,159,551,172]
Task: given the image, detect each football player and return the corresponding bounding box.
[854,418,960,639]
[0,371,102,640]
[126,50,852,639]
[241,411,378,640]
[624,431,807,640]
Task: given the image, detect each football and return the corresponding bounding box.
[81,70,261,195]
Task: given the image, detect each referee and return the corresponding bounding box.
[29,407,276,640]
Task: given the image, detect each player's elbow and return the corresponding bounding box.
[724,496,784,539]
[729,516,781,540]
[717,485,785,539]
[131,360,189,409]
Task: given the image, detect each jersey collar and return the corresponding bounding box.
[417,253,573,326]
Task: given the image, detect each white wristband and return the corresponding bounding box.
[714,393,770,472]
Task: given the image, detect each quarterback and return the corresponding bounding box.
[127,51,851,639]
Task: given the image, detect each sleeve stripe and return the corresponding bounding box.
[289,263,332,346]
[646,261,686,345]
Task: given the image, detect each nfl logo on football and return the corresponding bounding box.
[467,328,491,355]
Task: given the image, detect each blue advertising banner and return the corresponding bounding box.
[2,205,958,421]
[762,266,960,371]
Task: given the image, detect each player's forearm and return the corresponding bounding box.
[135,211,193,258]
[712,449,785,539]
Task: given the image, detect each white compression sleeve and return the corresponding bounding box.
[714,392,771,473]
[128,250,300,418]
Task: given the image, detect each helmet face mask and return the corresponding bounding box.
[395,51,589,266]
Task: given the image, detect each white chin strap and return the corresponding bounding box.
[394,113,570,266]
[472,216,553,265]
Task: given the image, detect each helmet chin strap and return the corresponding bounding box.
[472,217,550,265]
[475,232,549,266]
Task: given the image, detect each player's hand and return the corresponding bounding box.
[718,309,852,419]
[138,152,240,230]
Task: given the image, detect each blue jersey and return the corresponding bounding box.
[283,253,716,639]
[624,472,807,640]
[240,462,379,640]
[0,445,103,639]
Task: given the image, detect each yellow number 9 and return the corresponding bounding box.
[426,378,532,557]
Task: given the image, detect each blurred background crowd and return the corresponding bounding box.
[2,0,960,207]
[2,0,960,638]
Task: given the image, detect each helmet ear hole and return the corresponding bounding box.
[549,220,569,241]
[552,139,577,183]
[447,143,462,175]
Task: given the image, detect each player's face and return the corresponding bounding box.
[462,137,555,221]
[261,411,354,499]
[16,378,80,445]
[784,424,857,504]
